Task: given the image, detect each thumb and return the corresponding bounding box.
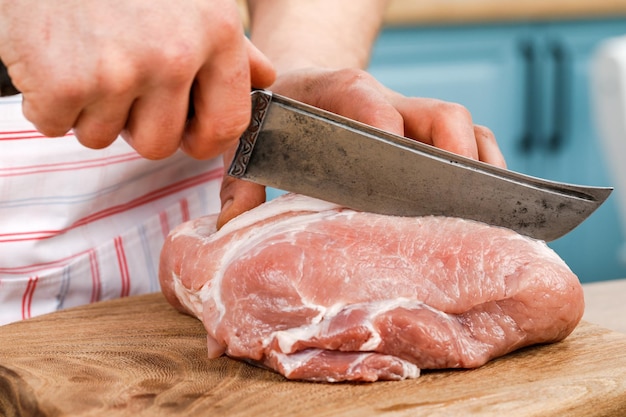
[246,38,275,89]
[217,151,266,229]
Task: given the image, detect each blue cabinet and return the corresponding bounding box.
[369,25,528,172]
[369,18,626,282]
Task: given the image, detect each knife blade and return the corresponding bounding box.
[228,89,612,242]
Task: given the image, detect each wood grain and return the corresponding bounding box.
[1,293,625,416]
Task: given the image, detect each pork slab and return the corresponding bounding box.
[159,194,584,382]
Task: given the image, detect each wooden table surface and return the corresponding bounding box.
[583,278,626,334]
[382,0,626,26]
[1,285,626,416]
[236,0,626,29]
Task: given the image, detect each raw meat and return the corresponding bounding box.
[159,194,584,382]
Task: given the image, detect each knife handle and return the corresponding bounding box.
[0,59,20,97]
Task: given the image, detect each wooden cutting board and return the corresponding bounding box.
[1,293,625,416]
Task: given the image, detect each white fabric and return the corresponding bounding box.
[0,95,223,325]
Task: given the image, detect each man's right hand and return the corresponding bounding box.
[0,0,275,159]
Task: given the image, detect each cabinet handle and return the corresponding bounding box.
[519,41,540,154]
[548,42,570,152]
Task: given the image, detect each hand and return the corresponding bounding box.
[217,67,506,228]
[0,0,275,159]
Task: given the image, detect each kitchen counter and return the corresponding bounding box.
[383,0,626,26]
[236,0,626,27]
[582,278,626,334]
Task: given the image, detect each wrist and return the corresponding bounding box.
[247,0,387,74]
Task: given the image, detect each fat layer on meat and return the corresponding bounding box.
[159,194,584,382]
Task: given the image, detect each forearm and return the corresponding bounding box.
[246,0,389,73]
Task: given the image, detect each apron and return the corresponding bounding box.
[0,95,223,325]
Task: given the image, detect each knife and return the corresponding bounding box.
[228,89,612,242]
[0,62,611,242]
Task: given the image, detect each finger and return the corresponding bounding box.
[337,87,404,136]
[17,56,101,137]
[72,59,139,149]
[121,84,190,160]
[217,177,266,229]
[217,150,266,229]
[310,70,405,136]
[21,90,82,138]
[474,125,507,168]
[391,96,480,161]
[182,34,252,160]
[246,38,276,88]
[72,96,132,149]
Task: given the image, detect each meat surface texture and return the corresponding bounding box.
[159,194,584,382]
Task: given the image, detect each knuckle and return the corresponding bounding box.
[157,45,198,85]
[335,68,376,90]
[94,56,142,96]
[204,12,245,57]
[48,71,93,103]
[103,67,137,96]
[123,131,179,160]
[22,100,71,138]
[139,144,178,160]
[475,124,495,138]
[185,112,249,159]
[34,123,69,138]
[213,9,245,40]
[210,105,251,140]
[74,131,116,150]
[436,101,473,122]
[210,115,249,145]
